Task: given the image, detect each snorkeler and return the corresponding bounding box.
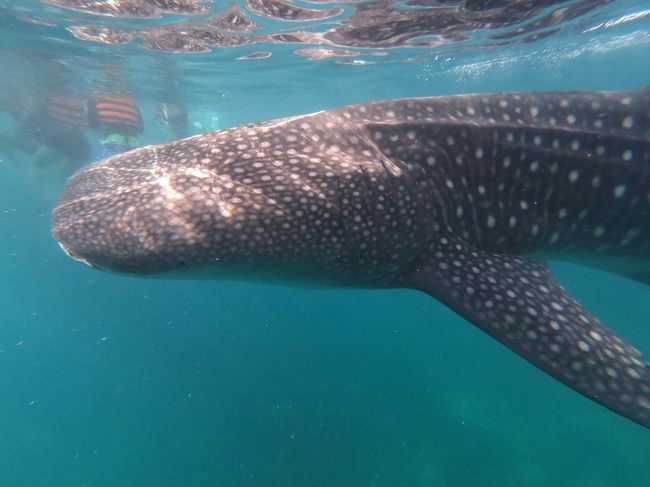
[88,93,144,158]
[0,90,91,176]
[154,101,189,139]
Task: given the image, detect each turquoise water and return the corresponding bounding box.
[1,1,650,485]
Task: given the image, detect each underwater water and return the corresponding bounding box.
[1,0,650,485]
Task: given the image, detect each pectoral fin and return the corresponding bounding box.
[407,237,650,429]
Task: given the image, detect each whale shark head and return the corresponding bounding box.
[52,133,317,277]
[51,116,419,284]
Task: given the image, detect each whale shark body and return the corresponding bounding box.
[52,87,650,429]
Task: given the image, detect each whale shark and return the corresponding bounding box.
[52,87,650,429]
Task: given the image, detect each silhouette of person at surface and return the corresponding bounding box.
[85,58,145,159]
[153,57,190,139]
[154,102,189,139]
[0,89,91,177]
[88,93,144,158]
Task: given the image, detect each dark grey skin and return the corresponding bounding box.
[53,87,650,429]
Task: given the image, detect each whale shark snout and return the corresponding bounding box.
[51,150,216,274]
[52,88,650,429]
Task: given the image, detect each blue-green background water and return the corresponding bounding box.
[1,1,650,485]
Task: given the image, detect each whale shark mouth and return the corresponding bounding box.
[57,241,98,269]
